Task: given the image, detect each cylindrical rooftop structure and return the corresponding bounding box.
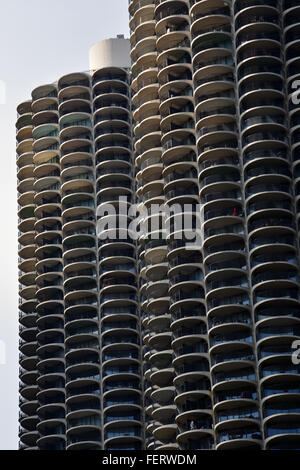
[89,37,131,71]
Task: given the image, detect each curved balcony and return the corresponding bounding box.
[58,72,90,90]
[176,408,213,449]
[104,419,142,449]
[66,408,101,449]
[66,423,101,450]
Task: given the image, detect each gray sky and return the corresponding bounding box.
[0,0,129,450]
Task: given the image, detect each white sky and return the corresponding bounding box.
[0,0,129,450]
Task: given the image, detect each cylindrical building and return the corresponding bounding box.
[18,1,300,451]
[129,0,300,451]
[18,38,144,451]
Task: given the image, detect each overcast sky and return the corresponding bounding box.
[0,0,129,450]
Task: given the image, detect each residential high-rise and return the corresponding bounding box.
[18,0,300,452]
[130,0,300,451]
[18,37,144,451]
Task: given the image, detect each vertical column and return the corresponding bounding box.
[58,73,101,450]
[130,0,172,450]
[32,84,66,450]
[158,0,212,451]
[17,100,39,450]
[258,0,300,450]
[192,0,262,449]
[94,67,143,451]
[235,0,299,450]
